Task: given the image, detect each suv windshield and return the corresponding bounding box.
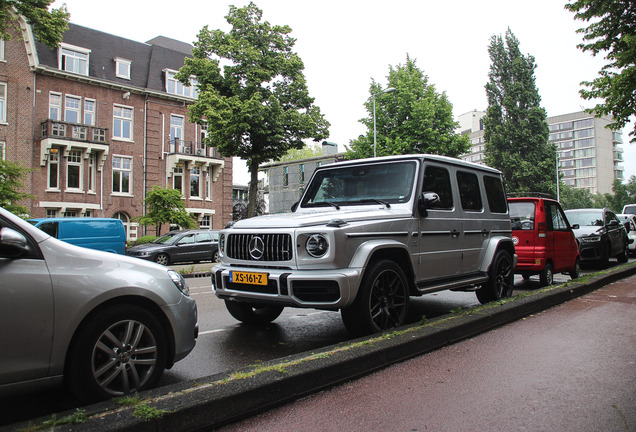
[566,210,604,227]
[301,161,417,208]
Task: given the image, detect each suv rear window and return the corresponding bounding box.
[484,175,508,213]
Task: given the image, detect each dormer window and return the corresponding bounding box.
[115,57,131,79]
[165,69,198,98]
[59,43,90,76]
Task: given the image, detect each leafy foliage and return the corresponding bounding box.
[347,56,469,159]
[560,176,636,212]
[0,159,34,217]
[484,29,557,196]
[137,186,197,236]
[277,143,323,163]
[0,0,69,49]
[565,0,636,142]
[177,2,329,217]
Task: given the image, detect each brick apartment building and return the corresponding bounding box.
[0,17,233,239]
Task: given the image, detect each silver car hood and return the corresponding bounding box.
[231,206,413,229]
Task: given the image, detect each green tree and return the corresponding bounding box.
[565,0,636,142]
[1,0,69,49]
[559,185,595,210]
[137,186,197,236]
[347,56,469,159]
[484,29,556,196]
[277,143,323,163]
[177,2,329,218]
[0,159,34,217]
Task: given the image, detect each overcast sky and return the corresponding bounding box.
[51,0,635,184]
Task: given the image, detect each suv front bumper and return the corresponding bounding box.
[211,265,362,309]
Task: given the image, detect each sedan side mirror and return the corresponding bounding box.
[0,227,29,258]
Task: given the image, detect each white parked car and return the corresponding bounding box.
[618,213,636,254]
[0,206,198,401]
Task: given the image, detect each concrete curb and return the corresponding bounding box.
[9,263,636,431]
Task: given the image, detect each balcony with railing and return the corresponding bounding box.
[166,138,225,182]
[39,119,110,168]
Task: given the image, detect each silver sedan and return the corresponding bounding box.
[0,207,198,401]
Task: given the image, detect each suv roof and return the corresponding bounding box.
[325,154,502,175]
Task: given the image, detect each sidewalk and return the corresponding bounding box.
[7,263,636,432]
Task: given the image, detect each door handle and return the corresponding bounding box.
[451,229,460,238]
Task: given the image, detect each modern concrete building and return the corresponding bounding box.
[260,141,342,214]
[1,18,233,239]
[459,110,624,195]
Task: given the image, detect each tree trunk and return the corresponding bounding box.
[247,161,259,218]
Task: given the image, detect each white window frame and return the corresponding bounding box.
[206,167,212,201]
[113,104,133,141]
[0,39,4,61]
[115,57,131,79]
[173,165,184,193]
[112,155,133,195]
[190,165,201,198]
[165,69,198,98]
[64,95,81,124]
[66,149,83,191]
[88,153,96,193]
[49,92,62,121]
[58,43,90,76]
[84,98,96,125]
[47,150,60,190]
[0,83,6,123]
[200,215,211,229]
[170,114,184,151]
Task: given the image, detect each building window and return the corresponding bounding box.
[46,209,57,218]
[0,83,6,123]
[49,93,62,120]
[173,166,184,193]
[112,155,132,194]
[88,153,96,193]
[299,164,305,185]
[0,39,4,61]
[59,44,90,76]
[48,151,59,189]
[113,105,133,140]
[206,167,212,200]
[93,128,106,142]
[63,210,77,217]
[115,58,131,79]
[191,166,201,198]
[200,215,211,229]
[66,150,83,190]
[0,141,5,159]
[165,69,198,98]
[170,115,184,152]
[84,99,96,125]
[283,166,289,186]
[65,95,81,123]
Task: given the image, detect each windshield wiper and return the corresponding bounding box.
[359,199,391,208]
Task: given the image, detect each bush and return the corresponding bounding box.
[128,235,157,248]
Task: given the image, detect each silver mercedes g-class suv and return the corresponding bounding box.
[212,154,516,335]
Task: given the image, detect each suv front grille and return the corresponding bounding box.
[226,233,293,261]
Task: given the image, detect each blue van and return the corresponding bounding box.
[29,217,127,255]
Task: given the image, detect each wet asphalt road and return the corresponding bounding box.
[0,260,632,427]
[218,275,636,432]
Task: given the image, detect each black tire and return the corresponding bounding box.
[476,249,514,304]
[617,242,629,263]
[224,300,284,325]
[212,250,220,262]
[569,258,581,280]
[66,305,167,401]
[341,259,410,336]
[155,253,169,266]
[539,262,554,287]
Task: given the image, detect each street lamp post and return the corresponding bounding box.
[373,87,396,157]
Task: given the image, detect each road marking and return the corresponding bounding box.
[199,328,226,335]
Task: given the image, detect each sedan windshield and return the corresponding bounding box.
[301,161,416,208]
[566,211,604,227]
[153,233,180,245]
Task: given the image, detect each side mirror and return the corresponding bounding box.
[418,192,440,218]
[571,224,580,230]
[624,221,631,233]
[0,227,29,258]
[291,201,299,212]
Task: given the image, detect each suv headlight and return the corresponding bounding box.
[167,269,190,296]
[219,234,225,258]
[581,235,601,243]
[306,234,329,258]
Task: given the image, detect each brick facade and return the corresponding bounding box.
[2,19,232,238]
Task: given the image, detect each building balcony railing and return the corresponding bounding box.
[41,119,109,144]
[167,138,221,158]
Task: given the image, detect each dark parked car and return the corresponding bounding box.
[564,208,630,266]
[127,229,219,265]
[508,197,580,286]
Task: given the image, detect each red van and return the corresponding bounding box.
[508,197,580,286]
